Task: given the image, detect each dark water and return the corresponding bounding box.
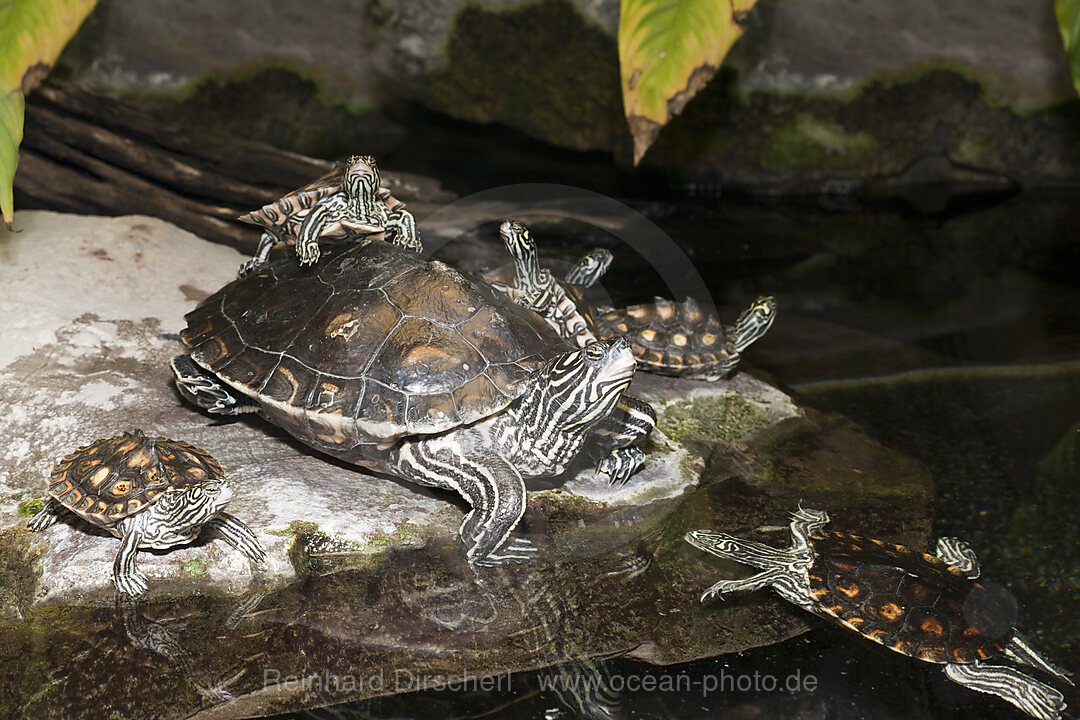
[250,184,1080,720]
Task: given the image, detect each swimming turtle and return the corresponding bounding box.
[237,154,420,275]
[493,219,776,381]
[28,430,266,597]
[685,508,1072,720]
[170,239,655,566]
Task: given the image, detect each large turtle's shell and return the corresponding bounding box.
[806,533,1014,665]
[181,240,568,448]
[46,430,224,529]
[238,159,402,242]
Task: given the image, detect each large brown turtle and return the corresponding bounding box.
[492,219,776,381]
[685,508,1072,720]
[170,239,656,566]
[28,430,265,596]
[237,154,420,275]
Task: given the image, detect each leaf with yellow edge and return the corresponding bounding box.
[1058,0,1080,96]
[0,0,98,230]
[619,0,758,165]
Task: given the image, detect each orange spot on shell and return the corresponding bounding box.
[879,602,903,620]
[920,617,944,635]
[89,466,111,487]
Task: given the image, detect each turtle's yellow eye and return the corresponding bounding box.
[203,483,220,495]
[584,343,605,362]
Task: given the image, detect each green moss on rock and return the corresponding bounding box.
[657,394,768,448]
[421,0,624,152]
[17,498,45,518]
[0,526,44,620]
[761,114,878,172]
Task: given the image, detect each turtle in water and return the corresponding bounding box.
[170,238,656,566]
[492,219,776,381]
[28,430,266,597]
[237,154,420,275]
[685,508,1072,720]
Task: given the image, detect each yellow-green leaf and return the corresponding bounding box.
[1058,0,1080,96]
[0,0,97,229]
[619,0,757,165]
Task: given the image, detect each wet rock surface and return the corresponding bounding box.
[0,212,933,718]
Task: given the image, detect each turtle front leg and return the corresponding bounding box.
[393,436,535,566]
[592,396,656,485]
[699,566,789,603]
[27,499,62,531]
[385,207,422,253]
[944,661,1066,720]
[296,195,347,266]
[207,513,267,563]
[114,528,149,597]
[237,233,277,277]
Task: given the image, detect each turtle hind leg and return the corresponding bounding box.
[1006,633,1074,685]
[935,536,981,578]
[170,355,262,416]
[27,500,63,531]
[593,396,656,485]
[237,233,278,277]
[944,661,1066,720]
[393,438,534,566]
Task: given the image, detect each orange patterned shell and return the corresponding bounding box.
[806,532,1012,666]
[46,430,225,528]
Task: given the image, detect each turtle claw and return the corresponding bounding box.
[597,447,644,485]
[700,580,739,603]
[236,258,264,278]
[297,242,321,266]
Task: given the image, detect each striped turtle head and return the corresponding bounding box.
[499,219,543,285]
[564,248,613,288]
[731,296,777,352]
[542,338,636,433]
[344,155,381,206]
[152,480,234,531]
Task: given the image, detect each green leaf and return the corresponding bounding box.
[0,0,98,229]
[618,0,758,165]
[1058,0,1080,96]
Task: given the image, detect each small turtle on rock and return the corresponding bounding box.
[238,154,420,274]
[492,219,776,381]
[685,508,1072,720]
[28,430,266,597]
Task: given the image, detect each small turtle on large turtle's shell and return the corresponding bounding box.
[685,508,1073,720]
[237,154,420,275]
[171,239,656,566]
[492,219,776,381]
[28,430,265,597]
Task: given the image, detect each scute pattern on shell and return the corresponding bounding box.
[47,430,225,527]
[594,298,734,376]
[807,533,1009,665]
[181,241,568,442]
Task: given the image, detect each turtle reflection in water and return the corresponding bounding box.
[28,430,265,597]
[172,239,656,567]
[685,508,1073,720]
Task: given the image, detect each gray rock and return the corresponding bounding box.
[0,210,800,603]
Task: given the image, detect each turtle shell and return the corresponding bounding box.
[238,160,396,242]
[806,532,1015,665]
[181,240,568,448]
[46,430,224,529]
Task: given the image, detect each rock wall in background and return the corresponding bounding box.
[53,0,1080,191]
